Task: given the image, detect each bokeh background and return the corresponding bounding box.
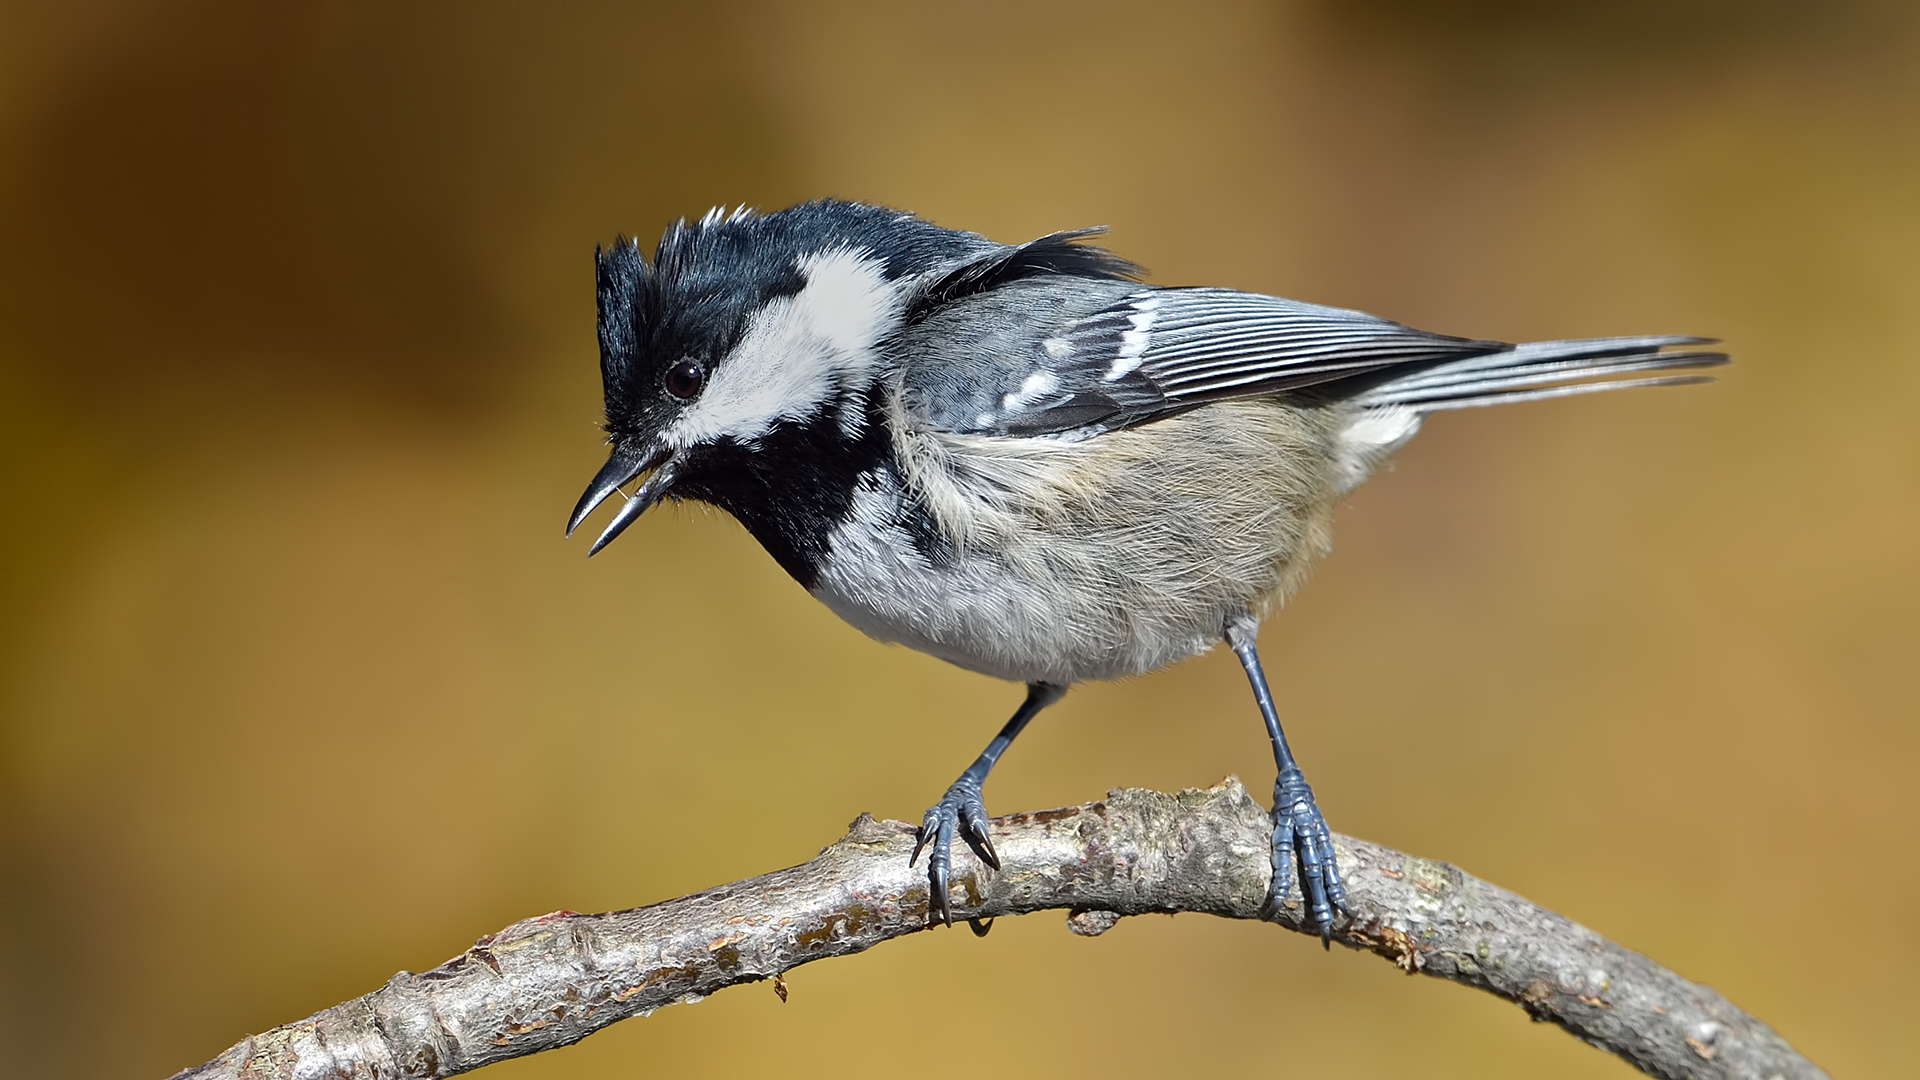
[2,2,1916,1077]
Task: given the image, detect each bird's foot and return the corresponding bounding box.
[909,777,997,927]
[1262,766,1350,946]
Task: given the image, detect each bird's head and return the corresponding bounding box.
[566,201,986,553]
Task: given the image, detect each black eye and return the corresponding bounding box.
[665,359,705,400]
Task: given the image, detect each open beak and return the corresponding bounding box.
[566,443,679,556]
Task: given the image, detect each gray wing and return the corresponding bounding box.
[898,283,1504,439]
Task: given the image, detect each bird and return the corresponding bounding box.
[565,198,1725,942]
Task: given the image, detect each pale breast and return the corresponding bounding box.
[807,397,1349,685]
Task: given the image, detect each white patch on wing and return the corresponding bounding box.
[1041,336,1072,358]
[1105,294,1160,380]
[666,247,899,448]
[1001,370,1059,412]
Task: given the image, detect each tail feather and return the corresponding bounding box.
[1357,335,1727,412]
[1330,333,1727,496]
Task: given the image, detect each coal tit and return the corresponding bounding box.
[567,199,1724,941]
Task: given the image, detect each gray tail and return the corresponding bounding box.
[1357,335,1728,413]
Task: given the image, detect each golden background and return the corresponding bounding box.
[2,2,1916,1077]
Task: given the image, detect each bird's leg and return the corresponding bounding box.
[910,682,1066,927]
[1225,614,1349,945]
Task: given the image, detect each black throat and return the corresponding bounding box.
[667,405,898,590]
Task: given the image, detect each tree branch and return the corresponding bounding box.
[170,780,1823,1080]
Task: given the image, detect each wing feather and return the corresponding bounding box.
[931,287,1499,436]
[897,281,1719,441]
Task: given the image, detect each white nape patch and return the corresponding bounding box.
[1001,370,1059,412]
[665,247,899,449]
[1332,406,1423,495]
[1105,294,1160,380]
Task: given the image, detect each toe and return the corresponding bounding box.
[1264,814,1298,918]
[927,856,952,927]
[959,805,999,869]
[1297,815,1335,924]
[924,808,957,927]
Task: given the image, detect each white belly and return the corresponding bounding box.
[809,399,1347,685]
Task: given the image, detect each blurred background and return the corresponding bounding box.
[2,2,1915,1077]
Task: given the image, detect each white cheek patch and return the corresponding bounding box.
[666,248,898,448]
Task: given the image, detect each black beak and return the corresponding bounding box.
[566,444,678,556]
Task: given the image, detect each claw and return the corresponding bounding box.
[919,810,956,927]
[929,874,952,927]
[961,807,999,869]
[916,779,997,928]
[907,683,1059,931]
[967,917,994,938]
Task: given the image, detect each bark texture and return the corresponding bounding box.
[171,780,1822,1080]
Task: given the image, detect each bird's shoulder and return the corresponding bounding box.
[895,276,1140,436]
